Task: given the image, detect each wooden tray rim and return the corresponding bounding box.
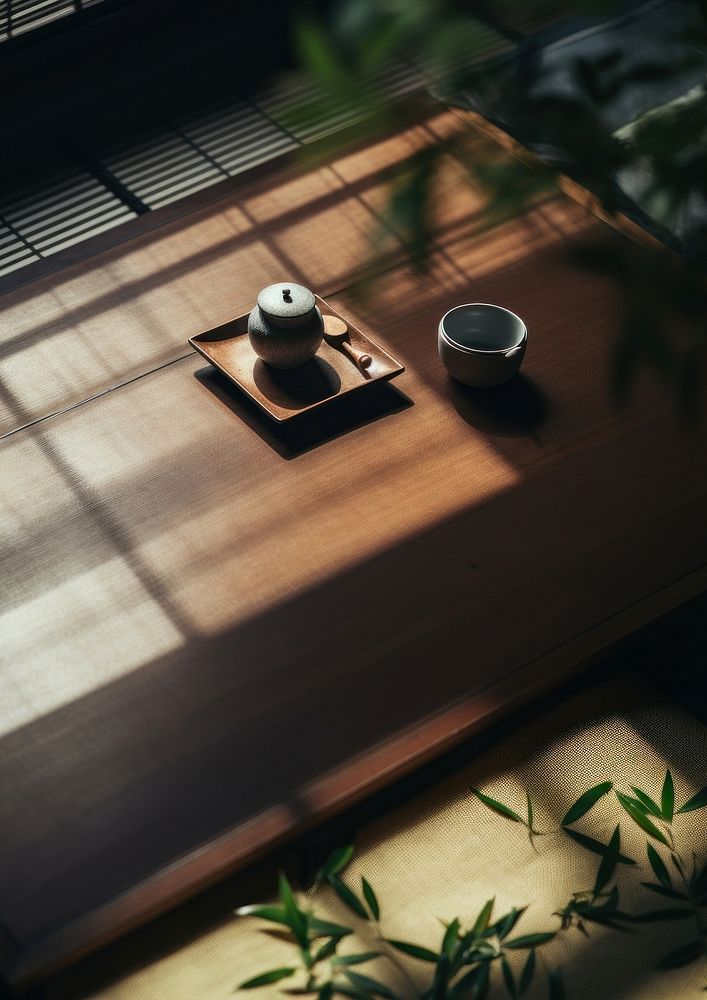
[189,295,405,423]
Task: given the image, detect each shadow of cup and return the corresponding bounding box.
[450,374,548,438]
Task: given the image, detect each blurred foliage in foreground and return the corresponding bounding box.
[279,0,707,417]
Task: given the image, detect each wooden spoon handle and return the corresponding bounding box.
[342,342,372,369]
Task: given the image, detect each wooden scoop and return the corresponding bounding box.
[323,315,372,372]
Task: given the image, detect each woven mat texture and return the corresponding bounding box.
[57,678,707,1000]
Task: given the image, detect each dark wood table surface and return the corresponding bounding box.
[1,106,706,988]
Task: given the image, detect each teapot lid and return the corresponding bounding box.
[257,282,316,322]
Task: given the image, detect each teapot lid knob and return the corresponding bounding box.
[257,282,315,321]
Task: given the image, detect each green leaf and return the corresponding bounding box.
[279,873,309,950]
[235,904,290,927]
[386,939,438,963]
[316,846,355,884]
[361,877,380,921]
[467,941,498,961]
[239,967,297,989]
[670,853,685,878]
[561,781,613,826]
[597,885,619,913]
[677,787,707,813]
[432,954,451,1000]
[314,938,338,963]
[471,898,495,936]
[616,792,670,845]
[319,982,334,1000]
[631,907,694,922]
[647,844,672,888]
[443,918,460,956]
[562,827,635,865]
[310,917,353,939]
[332,952,381,967]
[519,950,535,995]
[661,770,674,822]
[502,956,517,998]
[630,786,662,818]
[470,787,524,823]
[657,940,703,969]
[548,967,566,1000]
[494,907,526,940]
[640,882,688,900]
[504,932,556,949]
[334,985,373,1000]
[344,971,400,1000]
[327,875,369,920]
[526,793,534,832]
[593,824,620,897]
[453,962,490,1000]
[279,880,309,952]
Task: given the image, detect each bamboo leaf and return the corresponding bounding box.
[562,827,635,864]
[548,967,566,1000]
[647,844,672,888]
[661,770,675,822]
[504,932,556,949]
[453,962,490,1000]
[314,938,338,963]
[443,918,460,956]
[676,787,707,813]
[640,882,688,901]
[361,877,380,921]
[519,949,535,995]
[310,918,353,939]
[616,792,669,845]
[494,907,526,940]
[561,781,613,826]
[630,786,662,818]
[502,956,517,998]
[432,955,451,1000]
[319,982,334,1000]
[595,885,619,913]
[386,939,438,963]
[327,875,369,920]
[470,787,524,823]
[316,846,355,884]
[344,971,401,1000]
[332,953,381,967]
[239,967,297,989]
[526,793,534,832]
[279,873,309,950]
[593,824,620,897]
[471,898,495,936]
[235,904,290,927]
[657,940,703,969]
[334,985,373,1000]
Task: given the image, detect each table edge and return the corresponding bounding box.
[6,560,707,989]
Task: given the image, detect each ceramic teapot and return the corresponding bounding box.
[248,282,324,369]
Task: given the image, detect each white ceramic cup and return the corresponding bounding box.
[438,303,527,388]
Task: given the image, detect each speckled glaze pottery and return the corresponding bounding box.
[248,282,324,369]
[438,303,527,388]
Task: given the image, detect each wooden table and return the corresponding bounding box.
[1,107,706,989]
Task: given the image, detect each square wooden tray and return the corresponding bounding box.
[189,295,404,422]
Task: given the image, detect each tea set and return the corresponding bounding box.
[246,280,526,389]
[191,279,528,425]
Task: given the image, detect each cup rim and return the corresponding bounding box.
[439,303,527,355]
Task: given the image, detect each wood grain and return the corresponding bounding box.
[1,119,706,986]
